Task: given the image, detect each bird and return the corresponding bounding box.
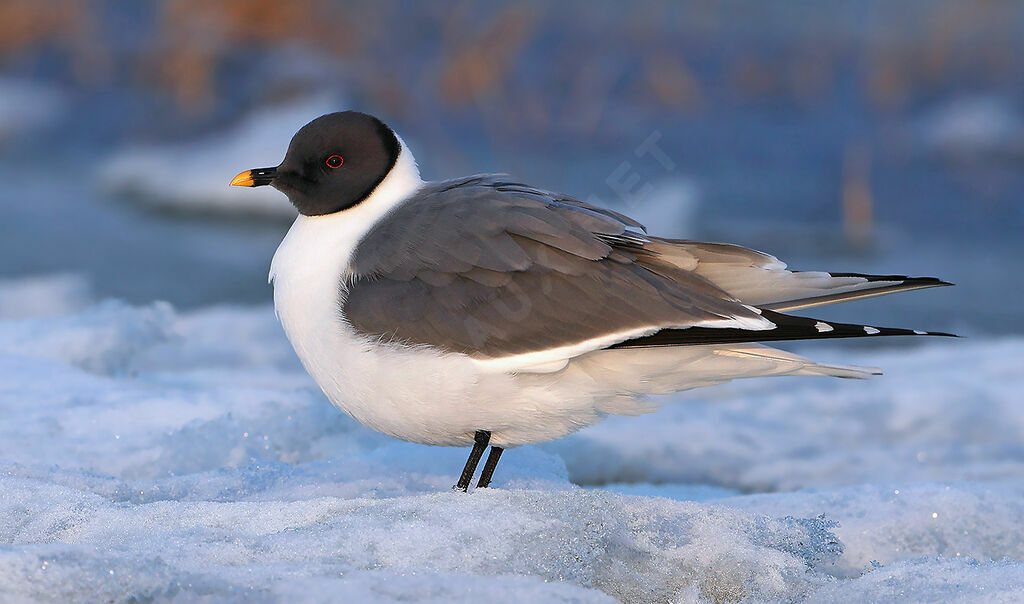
[230,111,953,491]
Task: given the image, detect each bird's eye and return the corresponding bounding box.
[326,155,344,168]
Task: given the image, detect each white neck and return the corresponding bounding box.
[269,138,422,287]
[269,140,422,370]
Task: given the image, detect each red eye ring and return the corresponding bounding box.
[326,155,344,168]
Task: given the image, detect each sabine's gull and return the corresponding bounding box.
[231,111,953,491]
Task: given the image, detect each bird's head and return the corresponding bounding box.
[230,111,400,215]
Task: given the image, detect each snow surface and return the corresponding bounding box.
[98,96,341,219]
[1,294,1022,602]
[0,274,93,320]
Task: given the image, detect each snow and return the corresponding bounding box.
[98,96,341,219]
[0,273,93,319]
[1,297,1022,602]
[804,557,1024,603]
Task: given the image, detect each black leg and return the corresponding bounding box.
[454,430,490,491]
[476,446,504,488]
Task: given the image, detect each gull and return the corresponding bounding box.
[231,111,952,491]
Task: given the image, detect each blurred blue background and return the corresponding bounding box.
[1,0,1021,334]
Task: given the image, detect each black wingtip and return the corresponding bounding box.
[827,272,954,288]
[609,309,959,349]
[761,311,958,341]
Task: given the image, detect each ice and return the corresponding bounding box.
[0,474,845,603]
[804,558,1024,603]
[1,301,1022,602]
[726,483,1024,576]
[0,273,93,319]
[98,96,341,219]
[598,483,740,502]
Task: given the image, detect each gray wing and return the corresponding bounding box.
[343,175,768,359]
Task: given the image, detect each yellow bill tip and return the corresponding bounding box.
[229,170,255,187]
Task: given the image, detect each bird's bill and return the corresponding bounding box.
[229,167,277,187]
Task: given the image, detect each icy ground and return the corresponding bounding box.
[1,278,1022,602]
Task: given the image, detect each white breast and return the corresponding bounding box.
[271,144,464,441]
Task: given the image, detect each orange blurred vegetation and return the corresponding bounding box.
[152,0,359,110]
[0,0,1018,125]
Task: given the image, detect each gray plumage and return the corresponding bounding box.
[344,175,952,359]
[344,176,765,358]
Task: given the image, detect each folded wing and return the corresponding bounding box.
[344,175,951,362]
[344,176,771,360]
